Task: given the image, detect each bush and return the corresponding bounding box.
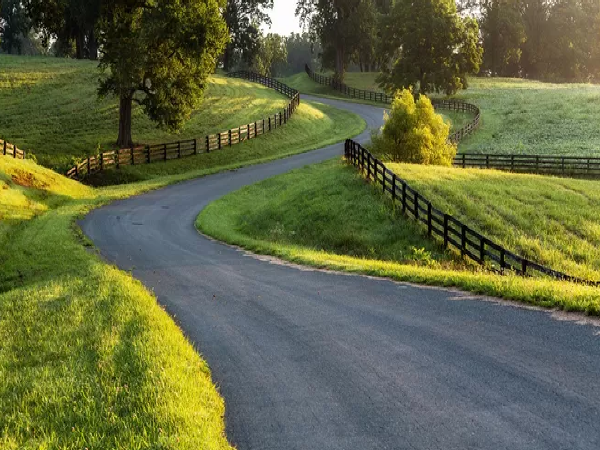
[371,89,456,165]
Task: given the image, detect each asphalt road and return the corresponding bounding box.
[81,95,600,450]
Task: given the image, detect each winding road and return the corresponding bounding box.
[81,95,600,450]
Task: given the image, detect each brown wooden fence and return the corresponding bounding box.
[1,138,26,160]
[66,72,300,180]
[304,65,481,144]
[454,153,600,178]
[345,138,599,286]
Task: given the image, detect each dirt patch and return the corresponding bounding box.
[11,169,48,190]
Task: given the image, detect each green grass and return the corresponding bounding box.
[285,70,600,156]
[86,99,365,185]
[280,72,473,132]
[0,55,290,171]
[0,156,235,450]
[389,163,600,281]
[197,159,600,316]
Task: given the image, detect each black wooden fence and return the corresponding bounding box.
[1,138,26,160]
[453,153,600,178]
[305,65,481,144]
[66,72,300,180]
[345,138,598,286]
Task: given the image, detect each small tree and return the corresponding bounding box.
[371,89,456,166]
[98,0,228,148]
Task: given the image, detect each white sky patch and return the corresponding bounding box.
[263,1,303,36]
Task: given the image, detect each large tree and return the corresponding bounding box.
[223,0,273,71]
[98,0,228,148]
[378,0,482,96]
[296,0,366,82]
[480,0,526,77]
[251,33,288,77]
[24,0,100,59]
[1,0,31,54]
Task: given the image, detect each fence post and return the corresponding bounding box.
[164,143,167,161]
[206,135,210,153]
[2,141,6,156]
[131,147,135,165]
[100,152,104,171]
[462,153,466,168]
[522,259,528,276]
[87,157,91,174]
[116,150,120,169]
[392,174,397,203]
[414,192,419,220]
[177,141,181,158]
[443,215,449,248]
[194,139,198,155]
[402,183,407,214]
[218,133,221,149]
[500,249,506,273]
[427,203,432,236]
[268,117,271,131]
[146,145,151,163]
[229,129,232,146]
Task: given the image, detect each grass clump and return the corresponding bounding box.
[371,89,456,165]
[0,156,234,449]
[198,159,600,315]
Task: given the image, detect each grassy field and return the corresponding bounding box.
[197,159,600,315]
[388,163,600,281]
[285,70,600,156]
[0,55,290,170]
[281,72,474,132]
[86,99,365,185]
[0,156,237,449]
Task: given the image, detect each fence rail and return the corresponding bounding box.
[66,72,300,180]
[1,139,26,160]
[305,65,481,144]
[454,153,600,178]
[345,139,598,286]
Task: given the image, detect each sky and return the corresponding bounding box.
[264,1,303,36]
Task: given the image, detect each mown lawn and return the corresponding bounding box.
[0,55,290,170]
[87,99,365,185]
[198,159,600,315]
[388,163,600,281]
[0,156,234,449]
[284,70,600,156]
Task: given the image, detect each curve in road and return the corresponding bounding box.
[81,95,600,450]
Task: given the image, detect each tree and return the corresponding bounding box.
[371,89,456,165]
[223,0,273,71]
[480,0,526,77]
[251,33,288,77]
[296,0,366,82]
[24,0,100,59]
[378,0,482,96]
[98,0,228,148]
[285,32,320,75]
[1,0,31,54]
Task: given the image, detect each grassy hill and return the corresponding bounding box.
[0,155,235,449]
[198,159,600,315]
[284,71,600,156]
[0,56,290,170]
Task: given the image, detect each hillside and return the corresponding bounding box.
[284,71,600,156]
[0,55,289,170]
[0,155,234,449]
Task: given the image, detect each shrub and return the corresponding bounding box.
[371,89,457,165]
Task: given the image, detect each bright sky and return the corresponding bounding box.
[264,1,303,36]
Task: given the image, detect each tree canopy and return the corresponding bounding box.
[98,0,228,148]
[378,0,482,96]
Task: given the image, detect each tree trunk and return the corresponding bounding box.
[334,44,345,83]
[75,31,85,59]
[88,28,98,60]
[117,94,134,149]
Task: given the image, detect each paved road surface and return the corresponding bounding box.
[81,95,600,450]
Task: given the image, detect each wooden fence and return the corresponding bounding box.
[454,153,600,178]
[304,65,481,144]
[345,139,598,286]
[66,72,300,179]
[1,138,26,160]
